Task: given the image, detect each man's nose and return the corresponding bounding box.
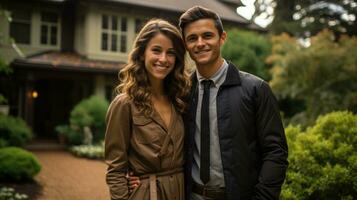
[196,37,205,47]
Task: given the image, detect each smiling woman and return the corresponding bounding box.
[104,19,191,200]
[144,33,176,83]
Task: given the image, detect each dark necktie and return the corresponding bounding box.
[200,80,212,184]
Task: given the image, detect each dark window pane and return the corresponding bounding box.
[135,19,142,33]
[41,25,48,44]
[50,26,57,45]
[102,15,108,29]
[112,16,117,31]
[10,22,30,44]
[121,17,127,32]
[111,34,117,51]
[41,12,58,23]
[101,33,108,50]
[120,35,126,53]
[12,11,31,21]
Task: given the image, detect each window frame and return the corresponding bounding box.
[9,9,32,44]
[39,11,61,47]
[100,14,128,53]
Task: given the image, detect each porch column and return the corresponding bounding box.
[94,75,105,98]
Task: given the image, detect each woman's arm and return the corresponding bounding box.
[105,95,132,200]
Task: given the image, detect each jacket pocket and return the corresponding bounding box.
[132,115,152,126]
[132,115,161,144]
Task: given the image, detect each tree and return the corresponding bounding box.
[222,28,272,80]
[247,0,357,37]
[267,30,357,124]
[0,7,13,105]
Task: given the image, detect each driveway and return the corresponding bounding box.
[32,150,110,200]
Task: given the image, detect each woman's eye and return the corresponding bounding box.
[167,51,176,56]
[152,48,161,53]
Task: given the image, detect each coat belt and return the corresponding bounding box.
[139,167,183,200]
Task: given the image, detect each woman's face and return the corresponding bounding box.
[144,33,176,83]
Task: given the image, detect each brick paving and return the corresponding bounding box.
[32,150,110,200]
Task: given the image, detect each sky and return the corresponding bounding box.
[236,0,274,28]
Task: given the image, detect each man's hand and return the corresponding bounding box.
[126,171,140,194]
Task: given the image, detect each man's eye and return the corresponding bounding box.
[203,33,213,38]
[187,37,196,42]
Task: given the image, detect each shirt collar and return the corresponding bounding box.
[196,59,228,88]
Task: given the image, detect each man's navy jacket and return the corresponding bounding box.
[184,62,289,200]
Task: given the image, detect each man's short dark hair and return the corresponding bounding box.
[179,6,224,38]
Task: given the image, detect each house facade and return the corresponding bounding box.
[0,0,259,139]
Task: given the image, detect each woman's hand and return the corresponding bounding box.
[126,171,140,194]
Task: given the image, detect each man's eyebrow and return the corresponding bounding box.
[185,34,196,39]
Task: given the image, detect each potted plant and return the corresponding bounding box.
[54,124,68,145]
[0,95,9,115]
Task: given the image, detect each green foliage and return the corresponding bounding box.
[281,111,357,200]
[222,29,272,80]
[0,57,12,75]
[69,95,109,142]
[0,115,33,147]
[268,0,357,37]
[0,147,41,181]
[54,124,83,145]
[268,30,357,125]
[0,95,7,104]
[0,187,28,200]
[55,96,109,145]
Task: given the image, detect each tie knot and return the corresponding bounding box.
[201,80,212,89]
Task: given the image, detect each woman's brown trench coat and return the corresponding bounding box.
[105,95,185,200]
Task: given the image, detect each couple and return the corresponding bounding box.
[105,6,288,200]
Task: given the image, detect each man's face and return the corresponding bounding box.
[183,19,226,67]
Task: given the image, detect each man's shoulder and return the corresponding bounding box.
[227,62,264,87]
[239,70,264,84]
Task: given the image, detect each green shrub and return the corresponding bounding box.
[69,95,109,143]
[281,111,357,200]
[0,147,41,181]
[0,115,33,147]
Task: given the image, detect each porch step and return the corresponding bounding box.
[25,139,66,151]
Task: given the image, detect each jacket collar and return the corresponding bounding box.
[191,61,241,87]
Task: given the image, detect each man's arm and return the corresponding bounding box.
[253,81,289,200]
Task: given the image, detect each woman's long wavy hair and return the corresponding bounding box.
[116,19,191,115]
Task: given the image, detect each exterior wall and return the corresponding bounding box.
[78,2,141,63]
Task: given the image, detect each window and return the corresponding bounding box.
[101,15,127,53]
[10,10,31,44]
[40,12,59,46]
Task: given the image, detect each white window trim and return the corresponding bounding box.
[100,14,128,53]
[39,11,61,48]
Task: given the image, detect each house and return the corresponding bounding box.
[0,0,260,139]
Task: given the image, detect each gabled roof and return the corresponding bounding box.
[100,0,249,24]
[12,51,124,74]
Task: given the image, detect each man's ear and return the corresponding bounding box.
[220,31,227,45]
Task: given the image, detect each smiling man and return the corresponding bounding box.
[179,6,288,200]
